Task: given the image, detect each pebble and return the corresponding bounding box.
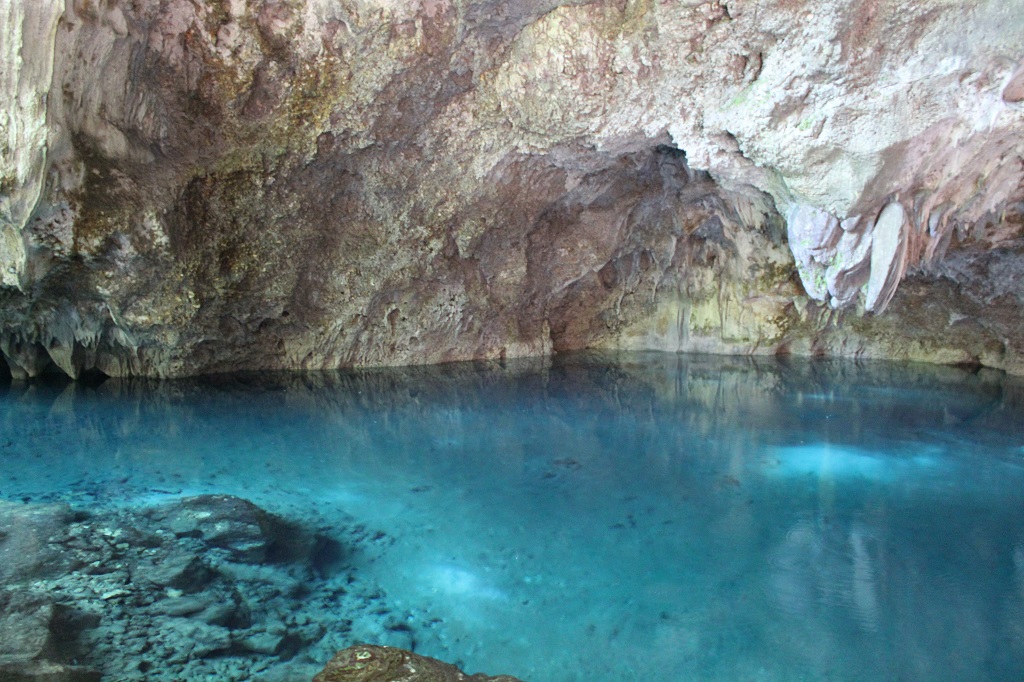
[100,589,129,600]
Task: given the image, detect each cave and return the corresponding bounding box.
[1,1,1023,680]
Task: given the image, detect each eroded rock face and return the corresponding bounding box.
[1,0,1023,377]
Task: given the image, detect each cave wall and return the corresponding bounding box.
[0,0,1023,378]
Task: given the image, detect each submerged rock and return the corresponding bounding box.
[314,645,524,682]
[0,502,77,583]
[144,494,299,564]
[137,552,217,594]
[0,496,421,680]
[0,592,55,669]
[0,591,101,681]
[0,660,101,682]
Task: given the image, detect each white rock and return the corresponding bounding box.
[865,202,908,313]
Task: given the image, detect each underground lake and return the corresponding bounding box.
[1,352,1023,681]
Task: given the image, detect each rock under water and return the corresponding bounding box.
[0,495,417,681]
[1,0,1023,377]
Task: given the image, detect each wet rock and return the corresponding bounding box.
[149,593,216,618]
[195,596,251,630]
[146,583,252,630]
[314,645,524,682]
[239,630,286,656]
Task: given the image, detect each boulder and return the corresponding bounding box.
[313,645,524,682]
[145,495,296,564]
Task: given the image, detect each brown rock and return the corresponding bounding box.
[313,645,523,682]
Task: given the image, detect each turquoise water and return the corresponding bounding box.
[2,353,1024,680]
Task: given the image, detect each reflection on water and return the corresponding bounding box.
[1,352,1023,681]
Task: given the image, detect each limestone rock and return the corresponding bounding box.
[314,645,523,682]
[865,202,908,313]
[0,0,63,290]
[0,0,1022,376]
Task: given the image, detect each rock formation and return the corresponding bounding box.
[1,0,1022,377]
[314,645,523,682]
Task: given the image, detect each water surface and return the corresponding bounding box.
[2,353,1023,680]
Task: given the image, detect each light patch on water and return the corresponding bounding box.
[763,443,946,483]
[425,564,508,602]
